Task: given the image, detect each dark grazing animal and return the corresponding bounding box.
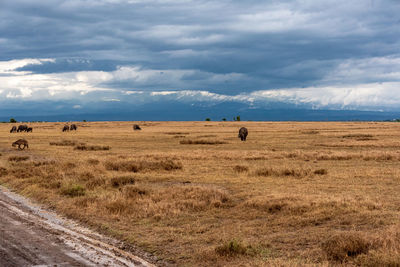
[10,126,17,133]
[70,124,77,131]
[12,139,29,150]
[26,127,33,132]
[133,124,141,130]
[238,127,248,141]
[62,125,70,132]
[17,124,28,132]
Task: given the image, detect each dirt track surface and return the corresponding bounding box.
[0,186,155,267]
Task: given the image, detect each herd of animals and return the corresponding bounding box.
[8,123,248,150]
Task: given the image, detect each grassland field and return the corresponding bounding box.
[1,121,400,266]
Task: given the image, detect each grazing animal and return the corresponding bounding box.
[238,127,248,141]
[133,124,141,130]
[12,139,29,150]
[62,125,70,132]
[17,124,28,132]
[10,126,17,133]
[26,127,33,132]
[70,124,77,131]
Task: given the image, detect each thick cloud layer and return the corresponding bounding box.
[1,0,400,115]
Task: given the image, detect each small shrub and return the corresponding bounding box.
[234,165,249,173]
[322,232,370,262]
[110,176,136,187]
[49,140,77,146]
[233,115,241,121]
[60,184,86,197]
[215,239,248,256]
[8,156,30,162]
[180,139,227,145]
[314,169,328,175]
[74,145,110,151]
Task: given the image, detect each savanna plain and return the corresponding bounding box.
[1,121,400,266]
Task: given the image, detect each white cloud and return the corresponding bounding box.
[322,56,400,84]
[1,57,400,111]
[0,58,54,75]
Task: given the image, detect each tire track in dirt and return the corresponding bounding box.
[0,186,156,267]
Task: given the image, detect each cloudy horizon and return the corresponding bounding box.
[1,0,400,120]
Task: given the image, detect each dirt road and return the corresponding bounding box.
[0,186,155,267]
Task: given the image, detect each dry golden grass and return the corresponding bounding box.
[2,121,400,266]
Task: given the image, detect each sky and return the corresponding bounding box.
[1,0,400,120]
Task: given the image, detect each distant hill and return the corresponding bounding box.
[1,100,400,122]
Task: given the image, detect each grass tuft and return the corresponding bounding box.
[122,185,147,197]
[256,167,311,178]
[342,134,373,139]
[49,140,78,146]
[74,145,111,151]
[60,184,86,197]
[180,139,227,145]
[322,232,370,262]
[215,239,249,257]
[110,175,136,187]
[314,169,328,175]
[0,167,8,177]
[233,165,249,173]
[8,156,30,162]
[87,158,100,165]
[105,159,182,172]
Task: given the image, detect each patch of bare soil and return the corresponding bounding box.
[0,186,155,267]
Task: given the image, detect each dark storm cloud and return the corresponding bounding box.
[1,0,400,111]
